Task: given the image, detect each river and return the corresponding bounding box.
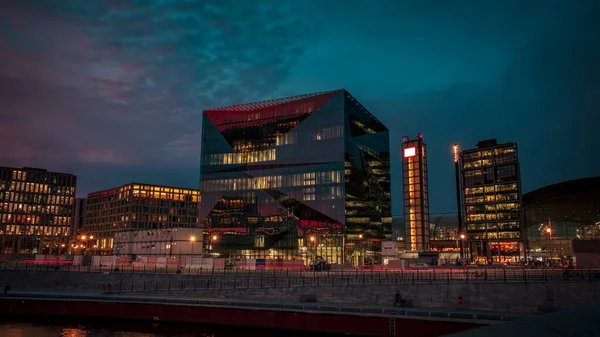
[0,317,354,337]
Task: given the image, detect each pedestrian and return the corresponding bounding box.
[3,282,9,294]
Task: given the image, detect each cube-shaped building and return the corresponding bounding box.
[200,89,391,266]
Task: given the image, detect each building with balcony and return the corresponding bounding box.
[459,139,522,263]
[401,134,430,251]
[80,183,199,255]
[0,166,76,254]
[200,89,391,266]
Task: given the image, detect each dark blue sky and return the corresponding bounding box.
[0,0,598,217]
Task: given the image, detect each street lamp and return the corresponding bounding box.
[453,144,464,260]
[546,227,553,262]
[459,234,466,261]
[189,236,196,256]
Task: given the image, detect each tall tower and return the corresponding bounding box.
[402,134,430,251]
[460,139,522,263]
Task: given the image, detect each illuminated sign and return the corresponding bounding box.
[403,147,416,158]
[87,189,117,198]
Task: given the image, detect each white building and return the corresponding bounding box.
[113,227,203,257]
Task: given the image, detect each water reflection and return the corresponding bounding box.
[0,318,350,337]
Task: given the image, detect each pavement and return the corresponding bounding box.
[0,290,529,324]
[442,301,600,337]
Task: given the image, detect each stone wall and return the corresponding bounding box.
[1,270,598,314]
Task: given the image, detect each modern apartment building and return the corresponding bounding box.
[460,139,522,263]
[80,183,199,255]
[200,89,391,265]
[401,134,430,251]
[0,166,76,254]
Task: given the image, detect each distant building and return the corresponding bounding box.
[522,176,600,260]
[0,166,76,254]
[401,134,430,251]
[200,89,391,266]
[72,198,86,244]
[80,183,199,255]
[460,139,522,263]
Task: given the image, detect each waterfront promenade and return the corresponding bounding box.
[0,290,516,337]
[1,266,600,314]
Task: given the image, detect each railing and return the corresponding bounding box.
[109,268,600,293]
[3,262,598,285]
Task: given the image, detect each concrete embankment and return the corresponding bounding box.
[0,292,489,337]
[1,269,598,314]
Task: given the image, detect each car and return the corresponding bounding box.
[415,263,429,268]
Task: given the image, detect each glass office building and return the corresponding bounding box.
[460,139,522,263]
[200,89,391,265]
[0,166,76,254]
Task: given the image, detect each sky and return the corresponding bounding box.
[1,0,598,217]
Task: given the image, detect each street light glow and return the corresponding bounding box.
[81,235,86,240]
[460,234,465,239]
[358,234,363,239]
[189,236,196,242]
[309,236,315,242]
[212,235,218,241]
[546,228,552,233]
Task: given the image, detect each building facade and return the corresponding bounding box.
[402,134,430,251]
[0,166,76,254]
[113,227,203,257]
[72,198,86,244]
[200,89,391,265]
[460,139,522,263]
[80,183,199,255]
[522,176,600,262]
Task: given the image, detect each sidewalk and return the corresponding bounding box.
[1,290,528,324]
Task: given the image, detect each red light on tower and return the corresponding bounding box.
[403,147,416,158]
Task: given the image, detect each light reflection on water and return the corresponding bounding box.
[0,319,309,337]
[0,318,359,337]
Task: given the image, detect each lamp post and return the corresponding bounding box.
[309,235,316,262]
[189,236,196,256]
[210,234,218,255]
[459,234,466,261]
[453,144,464,260]
[546,227,553,263]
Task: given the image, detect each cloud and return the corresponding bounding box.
[0,0,318,194]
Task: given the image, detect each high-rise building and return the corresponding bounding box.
[401,134,430,251]
[0,166,76,254]
[200,89,391,266]
[72,198,86,243]
[459,139,522,263]
[80,183,199,255]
